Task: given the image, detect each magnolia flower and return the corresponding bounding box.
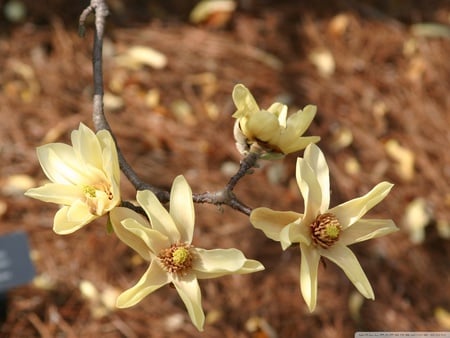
[25,123,120,234]
[250,143,398,311]
[232,84,320,157]
[110,175,264,331]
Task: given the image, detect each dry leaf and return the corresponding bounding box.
[402,198,432,244]
[309,49,335,77]
[385,139,415,181]
[190,0,236,27]
[328,13,351,36]
[2,174,36,195]
[329,124,353,151]
[115,46,167,70]
[436,219,450,239]
[435,307,450,329]
[104,92,124,112]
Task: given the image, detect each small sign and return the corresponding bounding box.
[0,231,35,293]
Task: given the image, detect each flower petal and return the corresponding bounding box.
[53,205,95,235]
[232,84,259,118]
[286,105,317,137]
[25,183,82,205]
[339,219,398,246]
[110,207,160,261]
[121,217,171,256]
[246,110,280,142]
[279,219,311,250]
[329,182,394,229]
[170,175,195,243]
[250,207,301,242]
[299,243,320,312]
[37,144,88,185]
[296,157,322,224]
[173,273,205,331]
[98,129,120,187]
[320,244,374,299]
[116,260,170,308]
[279,136,320,155]
[71,123,103,170]
[193,248,264,279]
[267,102,287,127]
[66,199,94,222]
[136,190,180,242]
[304,143,330,212]
[235,259,265,275]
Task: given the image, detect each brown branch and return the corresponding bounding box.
[191,151,261,215]
[79,0,169,201]
[78,1,259,216]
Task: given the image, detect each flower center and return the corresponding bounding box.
[83,185,97,198]
[310,213,342,249]
[158,242,194,275]
[82,182,114,215]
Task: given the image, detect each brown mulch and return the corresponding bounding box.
[1,1,449,337]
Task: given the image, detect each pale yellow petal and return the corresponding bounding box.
[53,205,95,235]
[304,143,330,212]
[232,84,259,118]
[116,260,170,308]
[267,102,287,127]
[110,207,155,261]
[170,175,195,243]
[279,223,294,250]
[286,105,317,137]
[66,199,97,221]
[339,219,398,246]
[193,248,264,279]
[25,183,82,205]
[71,123,103,170]
[37,144,88,185]
[235,259,265,275]
[98,129,120,187]
[329,182,394,229]
[173,273,205,331]
[250,207,301,242]
[296,157,322,224]
[246,110,280,142]
[92,190,110,215]
[320,244,374,299]
[299,243,320,312]
[136,190,180,242]
[279,219,311,249]
[121,218,170,256]
[278,136,320,154]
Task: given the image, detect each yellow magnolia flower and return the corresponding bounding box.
[25,123,120,234]
[250,143,398,312]
[232,84,320,157]
[110,175,264,331]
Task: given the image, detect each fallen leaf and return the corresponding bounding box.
[309,49,335,77]
[402,198,432,244]
[385,139,415,181]
[435,307,450,329]
[2,174,36,195]
[190,0,236,27]
[115,46,167,70]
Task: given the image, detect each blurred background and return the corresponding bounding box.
[0,0,449,337]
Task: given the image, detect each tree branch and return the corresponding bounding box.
[78,1,258,216]
[79,0,169,201]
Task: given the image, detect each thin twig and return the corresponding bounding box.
[193,189,252,216]
[79,0,169,201]
[226,151,259,191]
[120,201,146,217]
[78,1,257,215]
